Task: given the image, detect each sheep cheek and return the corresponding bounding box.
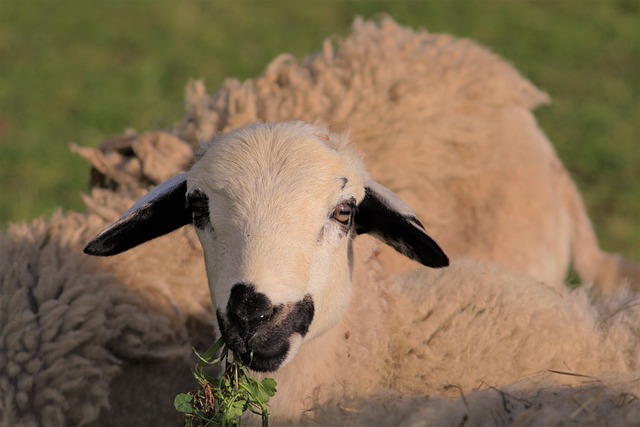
[194,227,228,313]
[305,240,353,341]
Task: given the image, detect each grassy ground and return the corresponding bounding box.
[1,0,638,260]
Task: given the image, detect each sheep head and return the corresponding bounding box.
[84,122,448,372]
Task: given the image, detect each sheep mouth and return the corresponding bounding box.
[217,295,315,372]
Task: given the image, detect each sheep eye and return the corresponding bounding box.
[187,190,210,229]
[331,200,355,226]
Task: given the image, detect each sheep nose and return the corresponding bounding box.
[227,283,274,334]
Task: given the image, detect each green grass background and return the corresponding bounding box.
[1,0,638,260]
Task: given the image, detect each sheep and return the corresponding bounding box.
[80,17,638,294]
[83,121,639,426]
[2,17,638,427]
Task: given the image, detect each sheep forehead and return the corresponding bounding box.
[189,123,367,211]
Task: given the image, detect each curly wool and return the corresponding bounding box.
[0,196,212,427]
[1,213,120,427]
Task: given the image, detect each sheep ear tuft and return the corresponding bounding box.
[354,180,449,268]
[84,173,191,256]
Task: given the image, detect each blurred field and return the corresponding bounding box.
[0,0,638,260]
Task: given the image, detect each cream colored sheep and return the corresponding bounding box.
[83,121,639,426]
[79,17,638,293]
[174,17,638,293]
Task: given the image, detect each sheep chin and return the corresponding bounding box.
[239,333,303,373]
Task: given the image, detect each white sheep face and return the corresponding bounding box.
[83,121,448,373]
[186,123,366,371]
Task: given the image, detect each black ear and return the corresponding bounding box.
[84,173,191,256]
[354,180,449,268]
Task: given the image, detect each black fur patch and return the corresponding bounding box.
[354,187,449,268]
[186,189,211,229]
[84,179,190,256]
[218,284,315,372]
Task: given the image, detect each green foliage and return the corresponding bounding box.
[175,393,196,415]
[176,338,277,427]
[1,0,637,260]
